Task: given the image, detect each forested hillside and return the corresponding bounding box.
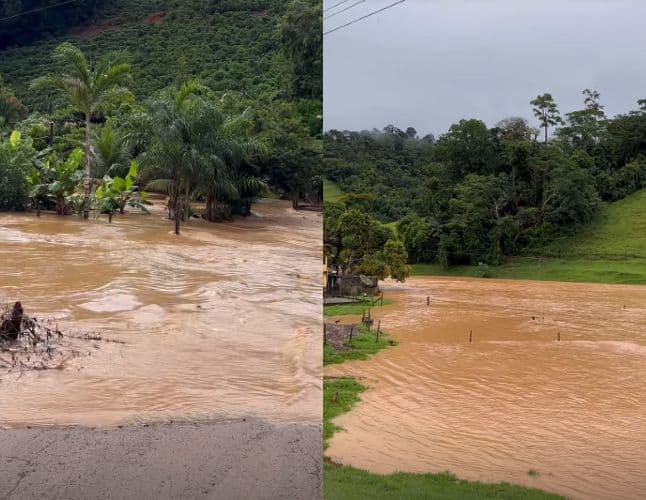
[324,92,646,273]
[0,0,322,227]
[1,0,321,109]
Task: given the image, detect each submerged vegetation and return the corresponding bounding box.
[324,91,646,282]
[0,0,322,231]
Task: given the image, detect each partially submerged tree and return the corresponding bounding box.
[95,160,149,222]
[31,42,131,219]
[142,81,265,234]
[28,148,85,215]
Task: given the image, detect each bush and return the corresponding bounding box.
[0,131,34,210]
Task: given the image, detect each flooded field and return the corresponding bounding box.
[325,277,646,499]
[0,199,322,427]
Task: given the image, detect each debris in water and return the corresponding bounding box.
[0,302,124,374]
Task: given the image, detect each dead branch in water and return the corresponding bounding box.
[1,302,126,374]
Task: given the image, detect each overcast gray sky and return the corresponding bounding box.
[323,0,646,136]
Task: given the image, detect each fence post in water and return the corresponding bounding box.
[349,326,354,345]
[557,329,560,342]
[427,296,430,306]
[469,329,472,343]
[323,323,327,345]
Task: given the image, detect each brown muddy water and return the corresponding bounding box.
[0,198,322,427]
[325,277,646,500]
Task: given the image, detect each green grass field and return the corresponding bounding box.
[324,179,344,203]
[323,377,365,448]
[413,189,646,285]
[322,377,564,499]
[323,463,565,500]
[323,326,393,366]
[324,298,393,317]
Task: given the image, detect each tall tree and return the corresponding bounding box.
[531,93,563,144]
[278,0,322,99]
[31,42,131,219]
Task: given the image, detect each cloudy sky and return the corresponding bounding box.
[323,0,646,136]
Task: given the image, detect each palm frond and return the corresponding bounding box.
[53,42,90,86]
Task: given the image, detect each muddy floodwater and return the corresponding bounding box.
[325,277,646,500]
[0,199,321,427]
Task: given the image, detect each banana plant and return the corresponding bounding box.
[28,148,85,215]
[95,160,149,222]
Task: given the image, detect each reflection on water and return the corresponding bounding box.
[0,198,322,427]
[325,277,646,500]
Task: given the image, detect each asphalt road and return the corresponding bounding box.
[0,419,321,500]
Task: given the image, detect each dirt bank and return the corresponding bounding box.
[0,418,321,500]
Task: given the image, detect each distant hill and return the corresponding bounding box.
[0,0,291,111]
[413,189,646,284]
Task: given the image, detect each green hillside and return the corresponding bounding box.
[413,188,646,284]
[0,0,316,111]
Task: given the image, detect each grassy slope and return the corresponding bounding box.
[323,178,343,203]
[414,189,646,284]
[0,0,286,110]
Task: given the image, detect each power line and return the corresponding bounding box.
[324,0,406,36]
[0,0,78,23]
[324,0,365,20]
[324,0,354,13]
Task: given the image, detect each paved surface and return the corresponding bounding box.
[0,419,321,500]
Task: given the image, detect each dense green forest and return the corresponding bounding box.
[0,0,322,232]
[324,91,646,272]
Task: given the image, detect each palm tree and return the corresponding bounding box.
[31,42,131,219]
[198,111,266,221]
[92,125,131,178]
[142,82,265,233]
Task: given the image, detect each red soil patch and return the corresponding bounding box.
[69,20,122,40]
[145,11,166,25]
[251,9,267,17]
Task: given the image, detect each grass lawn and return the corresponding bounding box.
[324,298,393,317]
[323,325,393,365]
[323,463,565,500]
[323,377,365,448]
[324,179,344,203]
[412,189,646,285]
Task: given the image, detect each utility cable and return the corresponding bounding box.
[324,0,365,20]
[0,0,78,22]
[324,0,406,36]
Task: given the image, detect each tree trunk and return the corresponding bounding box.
[544,124,548,144]
[83,113,92,220]
[0,301,23,341]
[108,212,113,223]
[56,195,65,215]
[205,194,215,222]
[291,191,299,210]
[174,197,181,235]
